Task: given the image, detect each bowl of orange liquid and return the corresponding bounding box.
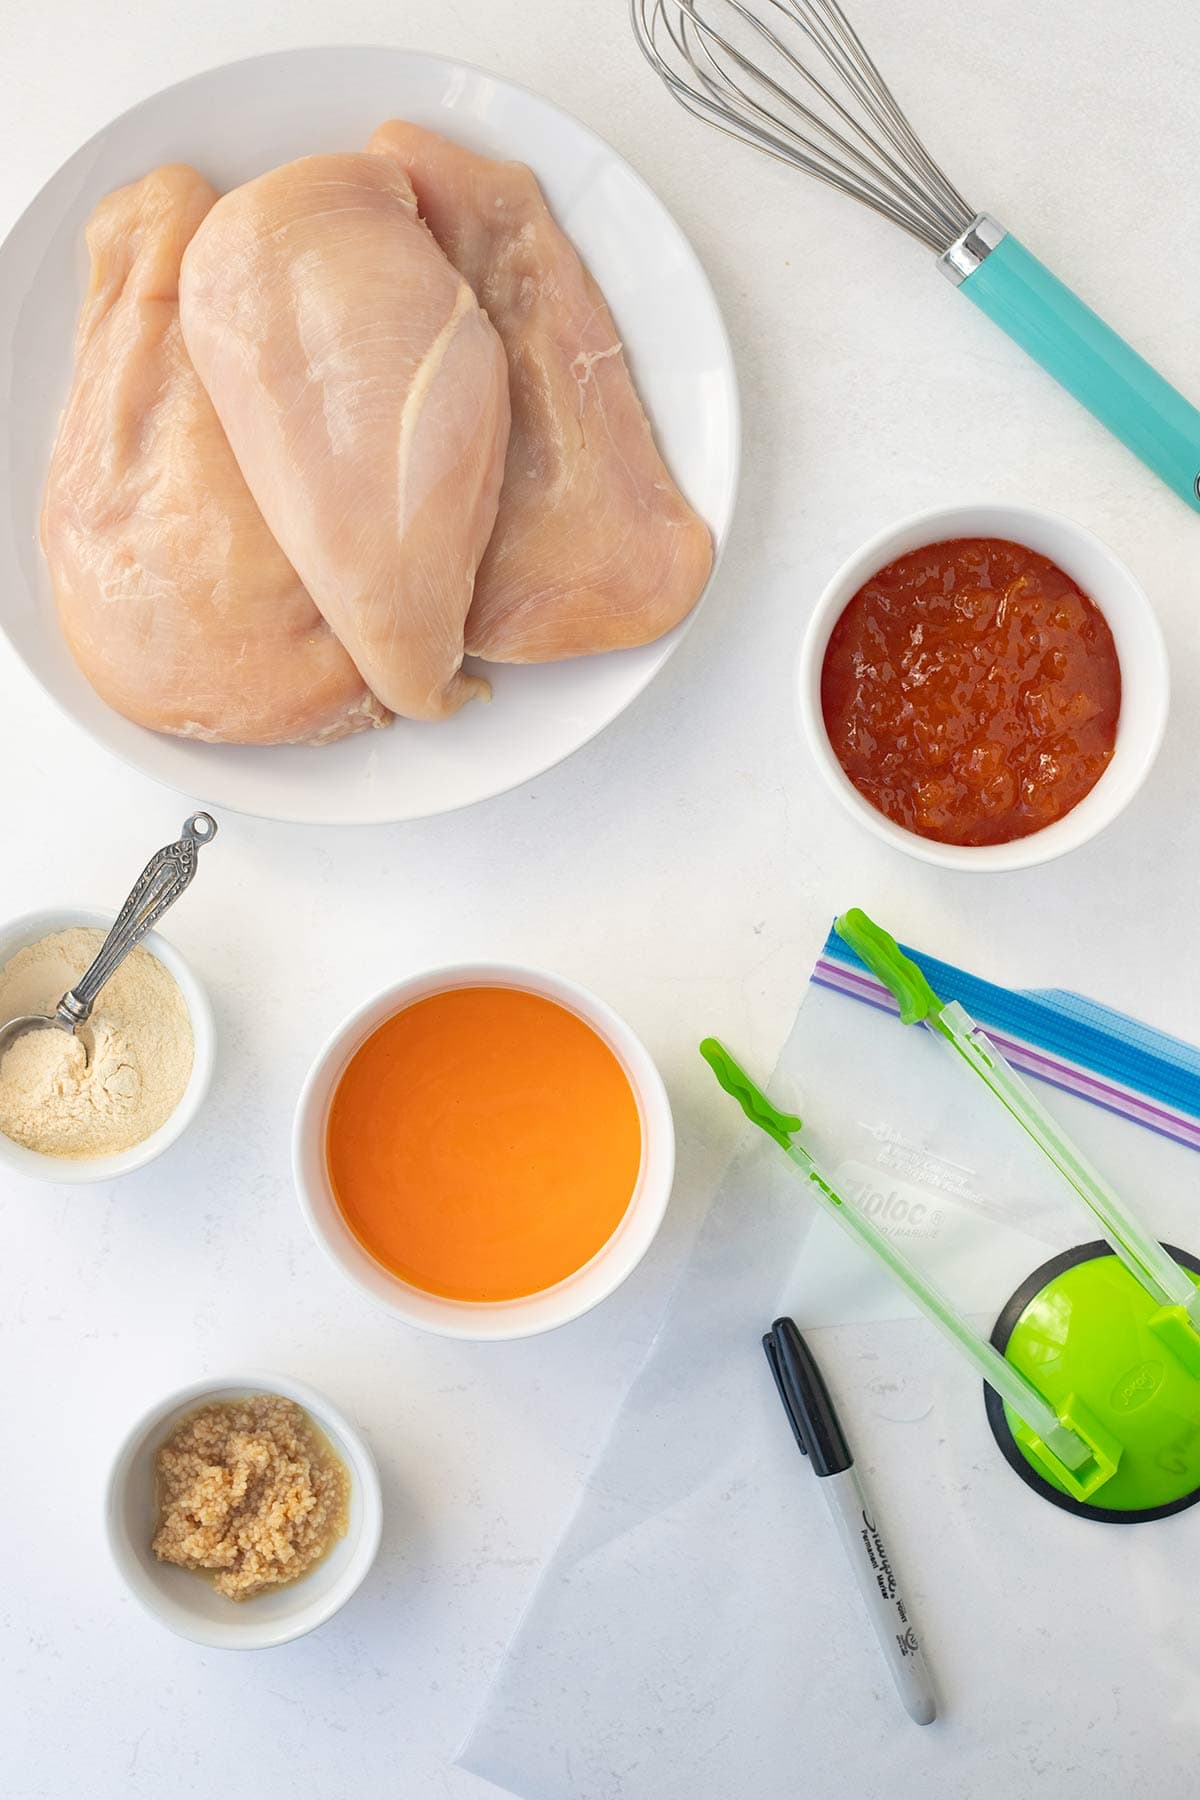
[292,965,675,1338]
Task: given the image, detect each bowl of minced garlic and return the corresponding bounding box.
[106,1374,383,1648]
[0,909,213,1181]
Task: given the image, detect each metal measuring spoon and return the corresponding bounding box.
[0,812,217,1070]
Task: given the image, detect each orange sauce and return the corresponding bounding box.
[326,986,643,1302]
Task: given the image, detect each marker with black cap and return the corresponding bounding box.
[763,1317,937,1726]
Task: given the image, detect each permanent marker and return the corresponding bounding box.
[763,1316,937,1726]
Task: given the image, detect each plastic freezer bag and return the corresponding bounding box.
[460,924,1200,1800]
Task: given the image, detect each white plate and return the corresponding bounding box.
[0,47,739,825]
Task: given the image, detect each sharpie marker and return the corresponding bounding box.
[763,1317,937,1726]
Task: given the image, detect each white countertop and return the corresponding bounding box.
[3,1,1200,1794]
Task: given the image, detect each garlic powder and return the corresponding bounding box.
[0,927,193,1158]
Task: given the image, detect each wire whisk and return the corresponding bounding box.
[631,0,973,250]
[630,0,1200,510]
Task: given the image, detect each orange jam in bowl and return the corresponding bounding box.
[325,984,644,1303]
[819,537,1121,848]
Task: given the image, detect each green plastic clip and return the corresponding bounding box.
[1008,1391,1124,1503]
[834,908,945,1026]
[699,1038,801,1149]
[1148,1304,1200,1378]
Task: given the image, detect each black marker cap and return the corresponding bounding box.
[763,1316,853,1478]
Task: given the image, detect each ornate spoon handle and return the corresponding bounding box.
[55,813,218,1029]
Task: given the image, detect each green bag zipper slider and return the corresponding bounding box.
[834,908,945,1025]
[699,1038,801,1149]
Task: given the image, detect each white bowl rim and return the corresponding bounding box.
[292,961,676,1340]
[0,905,215,1183]
[103,1369,384,1650]
[795,500,1170,872]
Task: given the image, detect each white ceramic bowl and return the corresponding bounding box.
[105,1372,383,1650]
[0,907,214,1183]
[796,503,1169,872]
[293,964,675,1340]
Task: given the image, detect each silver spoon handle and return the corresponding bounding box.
[56,813,218,1028]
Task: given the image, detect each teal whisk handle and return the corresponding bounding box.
[942,218,1200,512]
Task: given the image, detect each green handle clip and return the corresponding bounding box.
[700,1038,801,1149]
[834,908,944,1025]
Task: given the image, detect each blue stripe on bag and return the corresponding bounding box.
[822,926,1200,1124]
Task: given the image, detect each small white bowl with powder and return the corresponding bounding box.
[0,908,213,1183]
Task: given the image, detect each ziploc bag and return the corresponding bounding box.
[460,924,1200,1800]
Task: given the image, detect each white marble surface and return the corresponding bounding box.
[2,1,1199,1795]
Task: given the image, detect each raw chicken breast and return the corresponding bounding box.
[368,121,714,664]
[42,165,385,747]
[180,154,510,721]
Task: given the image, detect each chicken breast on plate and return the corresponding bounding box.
[368,121,714,664]
[180,153,510,721]
[42,164,387,746]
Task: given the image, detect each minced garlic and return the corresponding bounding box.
[152,1395,350,1601]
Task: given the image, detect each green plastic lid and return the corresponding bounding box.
[987,1241,1200,1521]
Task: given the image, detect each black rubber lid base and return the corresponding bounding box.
[984,1240,1200,1524]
